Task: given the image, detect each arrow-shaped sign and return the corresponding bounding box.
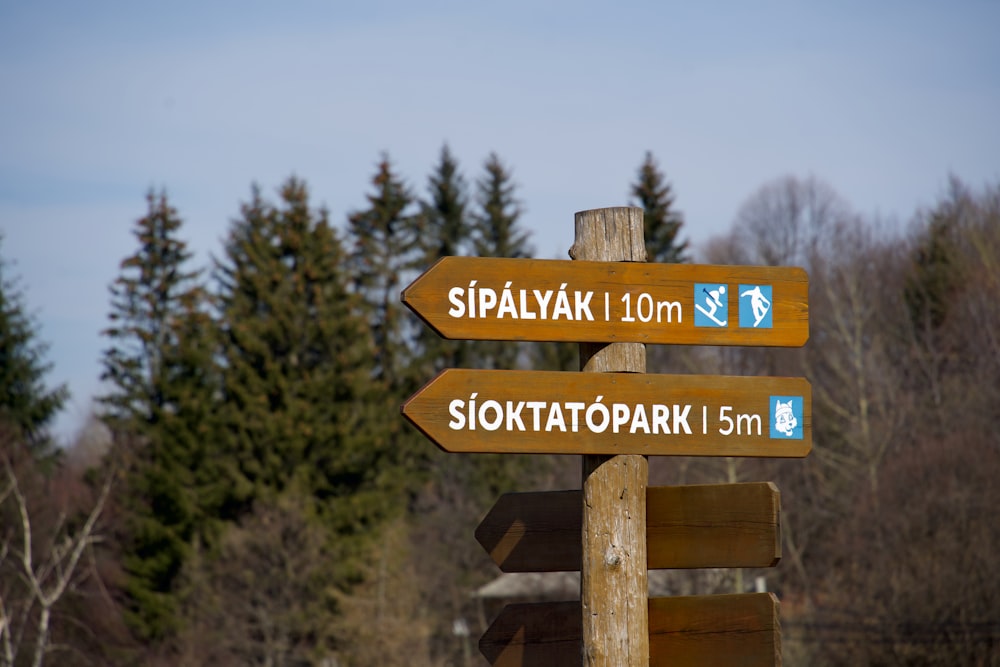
[402,369,812,457]
[480,594,780,667]
[402,256,809,346]
[475,483,781,572]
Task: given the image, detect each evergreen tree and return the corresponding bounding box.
[421,144,471,260]
[348,155,423,391]
[469,153,532,371]
[904,194,962,334]
[417,144,473,373]
[630,151,689,263]
[99,191,217,640]
[215,177,394,537]
[471,152,532,260]
[101,191,205,425]
[0,233,68,458]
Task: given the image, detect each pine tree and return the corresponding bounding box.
[0,233,68,458]
[215,177,394,536]
[348,155,423,391]
[99,191,217,640]
[630,151,689,263]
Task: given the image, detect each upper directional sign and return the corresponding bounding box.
[402,369,812,458]
[402,257,809,346]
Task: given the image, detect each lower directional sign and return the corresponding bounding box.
[480,593,780,667]
[402,369,812,457]
[476,483,781,572]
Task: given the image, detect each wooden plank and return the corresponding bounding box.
[646,482,781,570]
[648,594,781,667]
[402,256,809,347]
[481,600,582,667]
[574,206,649,667]
[480,594,780,667]
[475,483,781,572]
[401,369,812,457]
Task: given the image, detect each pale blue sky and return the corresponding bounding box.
[2,1,998,442]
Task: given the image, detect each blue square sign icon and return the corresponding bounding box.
[694,283,728,327]
[769,395,803,440]
[739,284,773,328]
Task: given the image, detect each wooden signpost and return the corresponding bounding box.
[401,206,811,666]
[480,593,780,667]
[475,482,781,572]
[401,369,812,458]
[402,256,809,347]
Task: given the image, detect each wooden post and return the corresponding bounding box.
[571,207,649,666]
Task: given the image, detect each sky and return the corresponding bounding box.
[1,1,998,443]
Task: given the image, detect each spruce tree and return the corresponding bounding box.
[99,191,217,640]
[417,144,473,373]
[630,151,689,263]
[215,177,393,536]
[469,153,532,371]
[471,152,532,260]
[0,234,67,458]
[348,155,423,392]
[421,144,471,260]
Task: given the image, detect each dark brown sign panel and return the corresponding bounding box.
[402,369,811,457]
[402,256,808,346]
[480,594,780,667]
[476,483,781,572]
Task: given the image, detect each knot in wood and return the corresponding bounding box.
[603,544,625,570]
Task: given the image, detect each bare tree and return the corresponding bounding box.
[732,174,851,269]
[0,444,113,667]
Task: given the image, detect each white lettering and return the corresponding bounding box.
[673,404,692,435]
[448,287,465,318]
[630,404,650,434]
[497,281,518,318]
[533,289,553,320]
[448,399,465,429]
[652,404,670,434]
[479,400,503,431]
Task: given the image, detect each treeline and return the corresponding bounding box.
[2,157,998,666]
[1,148,685,667]
[657,175,1000,665]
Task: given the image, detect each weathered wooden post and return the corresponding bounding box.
[571,207,649,666]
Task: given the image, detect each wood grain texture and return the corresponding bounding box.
[475,483,781,572]
[479,594,780,667]
[400,369,813,457]
[401,257,810,347]
[576,207,649,667]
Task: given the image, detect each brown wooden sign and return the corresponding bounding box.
[402,369,811,457]
[480,593,780,667]
[402,256,809,346]
[476,483,781,572]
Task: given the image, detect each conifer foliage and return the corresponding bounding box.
[214,177,387,525]
[630,151,688,263]
[348,155,423,391]
[99,191,215,640]
[0,234,67,457]
[472,152,531,259]
[416,145,474,373]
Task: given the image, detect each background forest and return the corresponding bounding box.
[2,148,999,666]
